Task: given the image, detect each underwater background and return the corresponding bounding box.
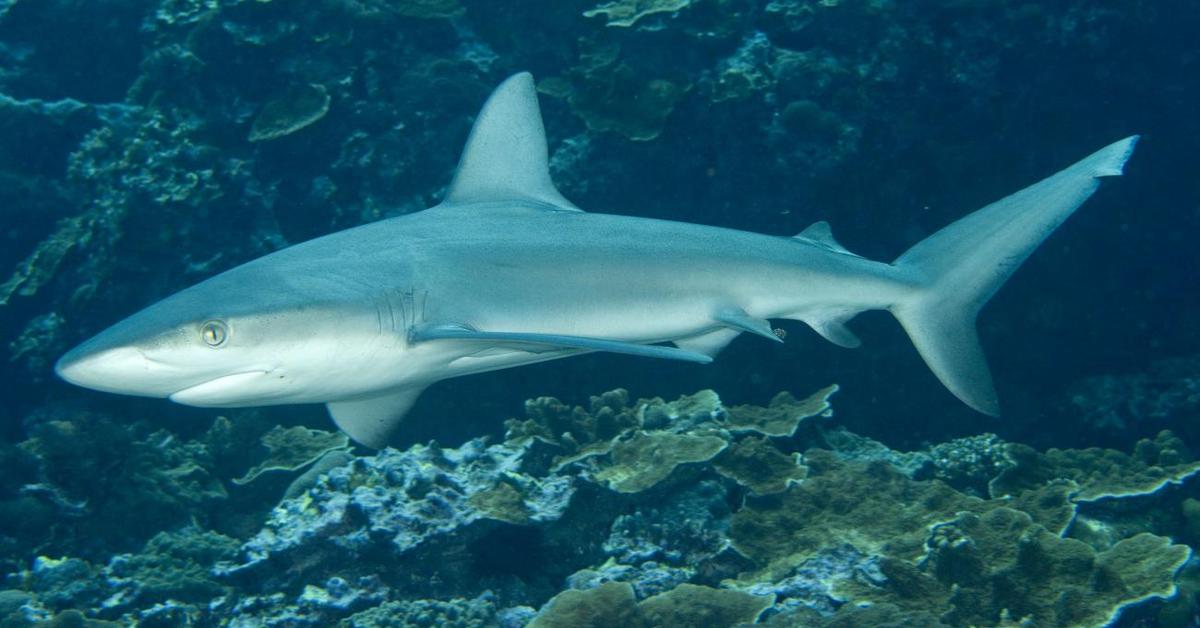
[1,0,1198,625]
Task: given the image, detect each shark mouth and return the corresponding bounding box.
[169,371,271,406]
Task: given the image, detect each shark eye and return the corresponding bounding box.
[200,320,229,347]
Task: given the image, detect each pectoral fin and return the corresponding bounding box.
[326,386,426,449]
[411,324,713,364]
[674,328,742,358]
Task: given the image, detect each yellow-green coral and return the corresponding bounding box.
[713,436,807,495]
[725,384,839,437]
[730,450,983,575]
[233,425,350,485]
[989,430,1200,501]
[469,481,532,525]
[391,0,463,18]
[248,83,331,142]
[0,214,91,306]
[550,40,690,142]
[638,583,773,626]
[593,430,727,493]
[640,389,723,425]
[929,508,1191,627]
[528,581,772,628]
[508,389,638,452]
[582,0,690,28]
[527,581,640,628]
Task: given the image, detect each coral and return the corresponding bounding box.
[233,425,351,485]
[282,449,357,502]
[389,0,464,19]
[547,38,690,142]
[638,389,725,431]
[735,544,885,618]
[1063,355,1200,438]
[24,557,107,612]
[600,480,733,568]
[16,415,227,559]
[989,430,1200,502]
[506,388,639,453]
[707,32,775,103]
[339,591,501,627]
[926,433,1015,496]
[566,561,692,600]
[730,450,983,572]
[4,385,1194,624]
[712,436,806,495]
[527,581,640,628]
[227,437,576,596]
[582,0,691,28]
[248,83,332,142]
[0,215,90,306]
[637,583,772,626]
[101,528,239,613]
[592,430,726,493]
[927,508,1191,627]
[527,581,771,628]
[724,385,839,437]
[815,426,934,477]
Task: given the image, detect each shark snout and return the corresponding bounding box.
[55,343,169,398]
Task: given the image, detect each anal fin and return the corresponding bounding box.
[808,312,862,349]
[327,386,426,449]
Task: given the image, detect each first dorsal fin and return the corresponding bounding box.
[794,221,859,257]
[442,72,580,211]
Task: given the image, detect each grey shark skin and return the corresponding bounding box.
[56,72,1138,448]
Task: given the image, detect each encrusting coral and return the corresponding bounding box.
[2,387,1194,625]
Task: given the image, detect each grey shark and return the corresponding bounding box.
[56,72,1138,448]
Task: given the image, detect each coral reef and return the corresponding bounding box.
[3,387,1191,625]
[232,425,350,485]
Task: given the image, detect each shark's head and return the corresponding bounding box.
[55,258,391,408]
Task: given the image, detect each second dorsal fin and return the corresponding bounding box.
[794,221,858,257]
[442,72,579,211]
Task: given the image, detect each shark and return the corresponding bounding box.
[55,72,1138,448]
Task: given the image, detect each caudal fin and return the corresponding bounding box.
[890,136,1139,415]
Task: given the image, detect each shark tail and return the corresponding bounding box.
[889,136,1138,415]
